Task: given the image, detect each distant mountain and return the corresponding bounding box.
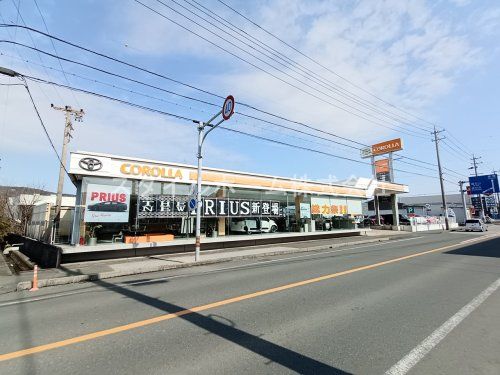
[0,186,74,197]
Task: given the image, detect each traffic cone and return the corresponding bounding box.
[29,265,39,292]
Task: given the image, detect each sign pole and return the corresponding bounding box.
[194,95,234,261]
[459,180,468,222]
[195,121,204,262]
[371,156,381,225]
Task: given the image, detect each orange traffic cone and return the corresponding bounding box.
[29,265,39,292]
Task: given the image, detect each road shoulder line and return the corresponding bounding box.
[385,276,500,375]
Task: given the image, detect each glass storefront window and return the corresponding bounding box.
[75,175,363,247]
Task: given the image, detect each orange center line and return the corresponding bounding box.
[0,234,496,362]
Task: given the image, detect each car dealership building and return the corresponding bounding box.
[64,151,409,259]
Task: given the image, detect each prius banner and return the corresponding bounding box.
[84,183,131,223]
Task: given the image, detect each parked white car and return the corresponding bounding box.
[230,217,278,234]
[465,219,488,232]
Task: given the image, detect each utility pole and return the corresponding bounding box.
[469,154,485,220]
[432,126,449,230]
[51,104,84,225]
[492,169,499,218]
[458,180,469,222]
[470,154,481,177]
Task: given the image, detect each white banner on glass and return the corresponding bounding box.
[84,183,131,223]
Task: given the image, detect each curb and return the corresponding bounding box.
[16,237,392,292]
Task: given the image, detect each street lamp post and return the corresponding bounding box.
[194,95,235,261]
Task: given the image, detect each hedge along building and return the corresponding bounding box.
[66,151,409,257]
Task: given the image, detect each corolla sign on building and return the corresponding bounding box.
[84,183,131,222]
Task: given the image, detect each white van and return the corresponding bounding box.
[465,219,487,232]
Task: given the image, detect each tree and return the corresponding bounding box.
[0,186,44,241]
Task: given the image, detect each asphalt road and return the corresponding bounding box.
[0,230,499,375]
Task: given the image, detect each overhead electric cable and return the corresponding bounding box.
[32,0,80,106]
[163,0,432,132]
[25,74,448,181]
[131,1,430,138]
[0,24,385,147]
[10,0,64,102]
[215,0,439,130]
[20,77,69,176]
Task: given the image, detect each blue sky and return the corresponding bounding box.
[0,0,499,196]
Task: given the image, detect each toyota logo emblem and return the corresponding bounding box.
[79,158,103,171]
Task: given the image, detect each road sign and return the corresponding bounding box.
[469,174,499,195]
[222,95,235,121]
[484,196,496,208]
[360,147,372,159]
[424,203,431,210]
[407,207,415,214]
[188,198,197,210]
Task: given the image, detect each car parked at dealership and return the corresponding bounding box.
[363,215,385,226]
[465,219,488,232]
[87,201,128,212]
[230,217,278,234]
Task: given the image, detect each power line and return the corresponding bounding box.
[0,40,223,106]
[20,77,69,176]
[24,74,446,181]
[0,12,54,103]
[202,1,477,163]
[9,0,64,102]
[32,0,80,106]
[0,24,398,147]
[6,48,471,180]
[132,1,430,138]
[214,0,438,130]
[164,0,432,133]
[441,140,471,163]
[0,34,369,147]
[1,25,469,179]
[443,130,472,156]
[17,55,467,179]
[2,49,370,155]
[25,75,197,123]
[17,53,465,173]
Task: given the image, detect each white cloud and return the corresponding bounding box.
[182,0,482,144]
[448,0,472,7]
[115,0,486,145]
[0,73,246,172]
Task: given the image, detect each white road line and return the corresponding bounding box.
[0,236,424,307]
[385,276,500,375]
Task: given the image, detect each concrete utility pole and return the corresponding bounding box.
[470,154,481,177]
[492,169,500,215]
[51,104,84,223]
[432,126,449,230]
[458,180,469,222]
[469,154,486,220]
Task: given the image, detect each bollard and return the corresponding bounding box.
[29,265,39,292]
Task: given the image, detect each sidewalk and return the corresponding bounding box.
[2,232,411,294]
